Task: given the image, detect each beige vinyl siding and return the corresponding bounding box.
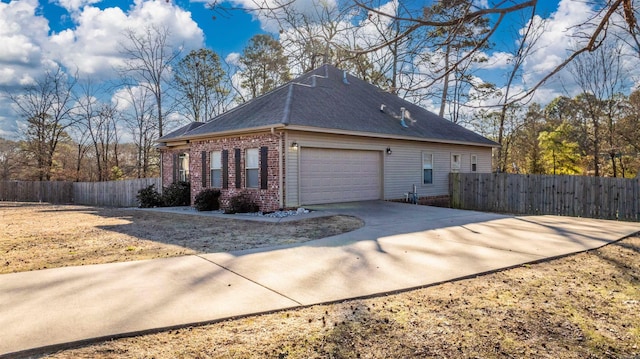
[285,136,300,206]
[284,131,493,207]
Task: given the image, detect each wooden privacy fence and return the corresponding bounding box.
[0,181,74,204]
[73,178,162,207]
[450,173,640,221]
[0,178,161,207]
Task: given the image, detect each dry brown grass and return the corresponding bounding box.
[0,202,363,274]
[44,238,640,358]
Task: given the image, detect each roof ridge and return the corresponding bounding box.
[281,84,294,125]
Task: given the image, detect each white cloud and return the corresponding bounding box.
[228,0,339,33]
[0,0,52,86]
[54,0,102,13]
[0,0,204,84]
[225,52,242,66]
[49,1,204,79]
[519,0,596,94]
[480,51,512,70]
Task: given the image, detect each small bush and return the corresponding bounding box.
[194,188,221,211]
[225,191,259,214]
[162,181,191,207]
[136,184,163,208]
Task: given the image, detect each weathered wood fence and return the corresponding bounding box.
[73,178,162,207]
[0,178,161,207]
[0,181,74,204]
[450,173,640,221]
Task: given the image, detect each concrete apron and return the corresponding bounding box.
[1,202,639,356]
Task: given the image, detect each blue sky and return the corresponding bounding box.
[36,0,265,55]
[0,0,632,138]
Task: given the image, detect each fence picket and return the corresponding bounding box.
[450,173,640,222]
[0,178,161,207]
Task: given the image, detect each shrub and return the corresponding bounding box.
[225,191,259,214]
[136,184,163,208]
[194,188,221,211]
[162,181,191,207]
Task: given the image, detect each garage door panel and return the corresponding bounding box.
[300,148,381,205]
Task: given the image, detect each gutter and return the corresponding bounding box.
[283,125,500,148]
[161,124,288,145]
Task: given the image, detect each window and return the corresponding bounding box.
[245,148,259,188]
[471,154,477,172]
[451,154,461,172]
[422,152,433,185]
[210,151,222,188]
[178,153,189,182]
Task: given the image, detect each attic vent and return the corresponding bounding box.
[342,70,350,84]
[400,107,409,128]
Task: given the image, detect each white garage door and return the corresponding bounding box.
[300,148,382,205]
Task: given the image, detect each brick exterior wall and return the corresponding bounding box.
[167,132,282,212]
[161,148,189,187]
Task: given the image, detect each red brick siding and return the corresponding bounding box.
[189,133,282,212]
[161,148,189,188]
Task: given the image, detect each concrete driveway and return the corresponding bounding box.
[1,201,639,357]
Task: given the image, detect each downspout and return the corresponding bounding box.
[159,151,163,190]
[278,131,284,209]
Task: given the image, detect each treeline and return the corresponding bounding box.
[474,92,640,178]
[0,137,158,182]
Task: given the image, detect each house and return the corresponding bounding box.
[157,64,498,212]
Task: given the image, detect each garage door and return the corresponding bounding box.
[300,148,382,205]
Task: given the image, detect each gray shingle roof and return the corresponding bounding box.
[159,64,497,147]
[158,121,206,141]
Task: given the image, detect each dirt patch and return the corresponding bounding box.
[0,202,363,274]
[42,235,640,359]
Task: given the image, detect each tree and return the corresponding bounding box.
[570,39,627,176]
[7,68,76,181]
[510,103,546,174]
[118,83,159,178]
[119,25,181,137]
[73,80,124,182]
[538,123,581,175]
[492,3,545,172]
[174,48,230,122]
[238,34,291,99]
[0,138,20,180]
[416,0,491,119]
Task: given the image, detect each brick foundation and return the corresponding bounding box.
[390,195,451,208]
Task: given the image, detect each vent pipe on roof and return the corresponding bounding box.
[400,107,408,128]
[343,70,350,84]
[380,104,386,112]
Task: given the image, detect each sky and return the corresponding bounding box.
[0,0,636,138]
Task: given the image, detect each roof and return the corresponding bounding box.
[158,121,206,141]
[159,64,498,147]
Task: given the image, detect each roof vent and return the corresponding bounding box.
[380,104,386,112]
[342,70,350,84]
[400,107,408,128]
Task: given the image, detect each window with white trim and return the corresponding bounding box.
[471,154,477,172]
[451,154,461,172]
[245,148,259,188]
[210,151,222,188]
[178,153,189,182]
[422,152,433,185]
